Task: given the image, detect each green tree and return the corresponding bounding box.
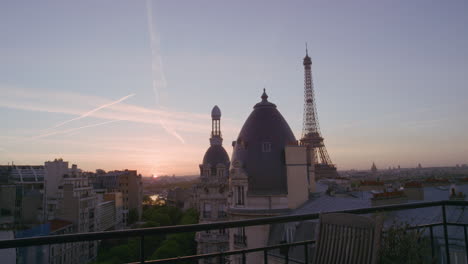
[95,205,198,264]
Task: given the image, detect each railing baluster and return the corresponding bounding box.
[140,235,145,264]
[430,225,434,261]
[219,251,224,264]
[264,248,268,264]
[304,243,309,264]
[464,225,468,264]
[442,204,451,264]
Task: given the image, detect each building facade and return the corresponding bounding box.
[228,91,314,264]
[94,170,143,226]
[195,106,230,264]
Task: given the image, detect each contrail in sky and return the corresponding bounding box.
[32,120,121,140]
[145,0,185,144]
[48,93,135,130]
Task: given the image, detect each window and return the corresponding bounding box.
[218,204,227,218]
[203,203,211,218]
[284,226,295,243]
[262,142,271,152]
[235,186,244,206]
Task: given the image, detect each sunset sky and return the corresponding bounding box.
[1,0,467,176]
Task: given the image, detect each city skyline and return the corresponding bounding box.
[1,0,467,176]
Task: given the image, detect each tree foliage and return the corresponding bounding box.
[94,205,198,264]
[379,221,433,264]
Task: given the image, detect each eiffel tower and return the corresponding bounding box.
[300,46,338,179]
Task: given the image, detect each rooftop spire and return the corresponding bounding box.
[261,88,268,102]
[303,44,312,66]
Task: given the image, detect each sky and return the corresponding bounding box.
[0,0,467,176]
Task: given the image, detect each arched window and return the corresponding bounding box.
[235,186,245,206]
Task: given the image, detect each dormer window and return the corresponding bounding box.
[262,142,271,152]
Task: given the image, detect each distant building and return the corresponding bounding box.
[0,159,99,263]
[371,162,378,173]
[94,170,143,225]
[48,219,76,264]
[102,192,124,230]
[195,106,230,264]
[166,187,193,210]
[0,165,46,227]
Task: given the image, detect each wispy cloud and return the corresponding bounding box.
[145,0,186,144]
[0,86,235,133]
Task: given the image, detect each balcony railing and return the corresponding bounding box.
[233,234,247,247]
[1,200,468,264]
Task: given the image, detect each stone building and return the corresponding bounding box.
[195,106,230,264]
[228,91,315,264]
[94,170,143,225]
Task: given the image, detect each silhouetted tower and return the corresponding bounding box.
[300,45,338,179]
[371,162,378,173]
[210,105,222,145]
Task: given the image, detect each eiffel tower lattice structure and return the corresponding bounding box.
[300,46,338,179]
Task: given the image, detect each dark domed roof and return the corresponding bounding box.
[203,145,230,167]
[232,91,296,195]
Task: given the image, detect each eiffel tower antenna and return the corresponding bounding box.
[300,47,337,179]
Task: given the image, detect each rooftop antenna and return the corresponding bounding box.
[305,42,308,56]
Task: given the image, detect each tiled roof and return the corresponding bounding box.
[269,181,468,258]
[49,219,73,232]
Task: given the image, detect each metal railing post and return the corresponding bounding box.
[264,248,268,264]
[219,250,224,264]
[429,225,434,261]
[140,235,145,264]
[442,204,450,264]
[242,251,246,264]
[304,244,309,264]
[464,225,468,264]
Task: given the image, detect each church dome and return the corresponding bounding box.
[203,145,230,167]
[231,90,296,195]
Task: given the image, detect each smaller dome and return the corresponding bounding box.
[211,105,221,119]
[203,145,230,167]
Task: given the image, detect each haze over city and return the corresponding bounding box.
[1,0,467,176]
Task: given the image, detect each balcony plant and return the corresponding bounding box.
[379,221,433,264]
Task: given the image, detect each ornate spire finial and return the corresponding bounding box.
[261,88,268,102]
